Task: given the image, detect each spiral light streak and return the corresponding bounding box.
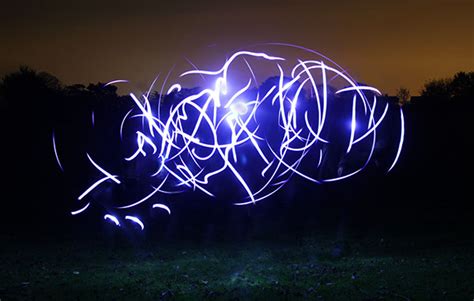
[52,131,64,172]
[77,154,120,201]
[387,108,405,173]
[104,214,120,226]
[152,203,171,215]
[71,202,90,215]
[55,46,405,229]
[125,216,144,230]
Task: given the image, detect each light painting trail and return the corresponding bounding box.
[55,45,405,230]
[104,214,120,226]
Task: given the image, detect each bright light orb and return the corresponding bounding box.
[229,101,248,116]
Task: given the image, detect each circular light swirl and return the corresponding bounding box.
[54,46,405,229]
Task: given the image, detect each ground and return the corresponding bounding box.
[1,233,473,300]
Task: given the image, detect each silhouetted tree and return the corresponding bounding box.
[396,87,410,105]
[0,66,61,103]
[450,71,474,99]
[87,82,118,99]
[421,71,473,100]
[64,84,87,96]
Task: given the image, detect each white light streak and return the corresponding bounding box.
[55,46,405,229]
[125,216,144,230]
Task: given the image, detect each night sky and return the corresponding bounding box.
[1,0,472,95]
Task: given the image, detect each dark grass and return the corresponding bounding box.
[1,232,473,300]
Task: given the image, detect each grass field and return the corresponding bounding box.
[1,233,473,300]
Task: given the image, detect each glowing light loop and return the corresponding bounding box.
[54,46,405,229]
